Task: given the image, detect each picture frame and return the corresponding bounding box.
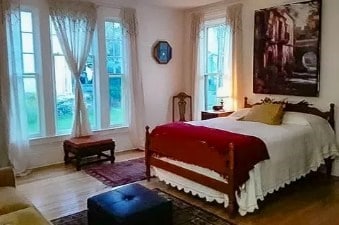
[253,0,322,97]
[153,41,172,64]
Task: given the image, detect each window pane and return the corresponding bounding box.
[81,55,96,128]
[23,77,40,135]
[113,23,122,39]
[113,41,122,57]
[106,40,113,56]
[107,56,123,75]
[52,35,63,54]
[109,77,124,125]
[105,21,122,40]
[106,40,122,57]
[54,55,74,133]
[22,33,34,53]
[105,21,124,75]
[20,12,32,32]
[54,55,96,132]
[106,21,125,126]
[205,75,218,110]
[203,23,228,110]
[207,25,226,74]
[50,21,56,35]
[105,22,114,38]
[83,84,95,128]
[23,53,35,73]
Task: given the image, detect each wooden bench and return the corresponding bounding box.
[63,136,115,171]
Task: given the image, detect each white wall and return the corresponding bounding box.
[136,3,185,129]
[25,0,185,168]
[240,0,339,175]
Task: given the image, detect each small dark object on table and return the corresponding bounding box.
[212,105,223,111]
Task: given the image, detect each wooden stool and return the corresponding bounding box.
[63,136,115,171]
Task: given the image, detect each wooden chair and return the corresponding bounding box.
[172,92,192,122]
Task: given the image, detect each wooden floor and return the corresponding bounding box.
[17,150,339,225]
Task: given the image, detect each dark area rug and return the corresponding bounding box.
[84,157,146,187]
[51,189,234,225]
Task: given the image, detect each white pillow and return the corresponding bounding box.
[282,112,310,125]
[282,112,328,126]
[302,113,330,126]
[228,108,250,119]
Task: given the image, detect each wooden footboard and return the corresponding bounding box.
[145,126,238,217]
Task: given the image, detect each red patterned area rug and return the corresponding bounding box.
[84,157,146,187]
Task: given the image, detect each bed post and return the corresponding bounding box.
[329,103,335,130]
[244,97,248,108]
[325,103,335,177]
[145,126,151,181]
[227,143,238,217]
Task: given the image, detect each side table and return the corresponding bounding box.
[201,110,233,120]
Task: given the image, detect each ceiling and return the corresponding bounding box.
[137,0,223,9]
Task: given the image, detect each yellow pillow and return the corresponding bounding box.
[241,103,284,125]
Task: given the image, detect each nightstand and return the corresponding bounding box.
[201,110,233,120]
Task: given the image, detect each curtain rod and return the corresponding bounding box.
[185,0,242,13]
[86,0,128,9]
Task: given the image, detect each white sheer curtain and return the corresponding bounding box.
[0,0,10,168]
[5,0,31,175]
[189,3,242,117]
[221,25,233,110]
[190,12,204,120]
[49,0,96,137]
[120,8,146,149]
[225,3,243,110]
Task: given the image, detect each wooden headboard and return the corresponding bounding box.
[243,97,335,130]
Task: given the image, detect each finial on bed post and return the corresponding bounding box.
[146,126,150,136]
[145,126,151,181]
[329,103,335,131]
[244,97,248,108]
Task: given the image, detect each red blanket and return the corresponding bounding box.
[150,122,269,187]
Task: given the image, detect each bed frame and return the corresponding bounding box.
[145,97,335,217]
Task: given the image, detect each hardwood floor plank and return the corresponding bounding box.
[17,150,339,224]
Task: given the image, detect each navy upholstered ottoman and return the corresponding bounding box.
[87,183,172,225]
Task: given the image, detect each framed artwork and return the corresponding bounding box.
[253,0,322,97]
[153,41,172,64]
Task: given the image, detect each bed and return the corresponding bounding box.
[145,97,339,216]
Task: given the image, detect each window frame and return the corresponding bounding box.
[50,23,75,135]
[18,8,44,138]
[104,19,128,128]
[202,19,229,110]
[50,22,98,134]
[10,5,130,141]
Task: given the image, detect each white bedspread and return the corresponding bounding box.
[151,116,339,215]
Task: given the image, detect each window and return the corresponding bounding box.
[19,11,41,136]
[202,22,230,110]
[50,22,96,134]
[9,6,130,139]
[104,21,126,126]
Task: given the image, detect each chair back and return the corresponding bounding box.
[172,92,192,122]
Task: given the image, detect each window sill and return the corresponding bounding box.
[29,126,129,146]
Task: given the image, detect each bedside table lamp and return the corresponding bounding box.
[216,87,230,111]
